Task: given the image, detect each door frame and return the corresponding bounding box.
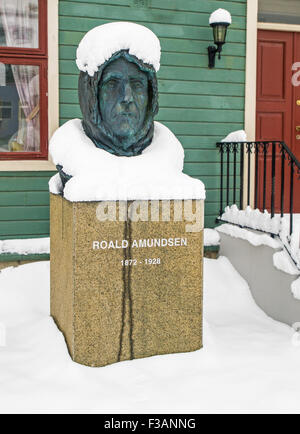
[244,0,300,208]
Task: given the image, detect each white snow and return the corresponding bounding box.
[280,215,300,270]
[291,277,300,300]
[0,238,50,256]
[49,119,205,202]
[209,8,232,25]
[220,206,300,271]
[1,258,300,413]
[217,223,281,249]
[76,22,161,76]
[221,205,282,235]
[222,130,247,143]
[204,228,220,246]
[273,251,300,276]
[48,173,62,196]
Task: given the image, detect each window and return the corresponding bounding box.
[0,0,48,160]
[258,0,300,25]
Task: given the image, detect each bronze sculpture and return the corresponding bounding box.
[57,50,159,188]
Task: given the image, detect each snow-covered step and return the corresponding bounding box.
[217,224,300,327]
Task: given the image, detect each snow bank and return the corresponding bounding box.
[76,22,161,76]
[204,228,220,246]
[49,119,206,202]
[217,223,281,249]
[273,251,300,276]
[209,9,232,25]
[1,258,300,413]
[291,277,300,300]
[0,238,50,255]
[280,216,300,270]
[222,130,247,143]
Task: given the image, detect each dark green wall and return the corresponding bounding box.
[0,172,53,240]
[0,0,247,240]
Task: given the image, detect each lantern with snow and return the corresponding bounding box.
[208,9,232,69]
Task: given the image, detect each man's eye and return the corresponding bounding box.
[131,80,144,89]
[106,79,118,88]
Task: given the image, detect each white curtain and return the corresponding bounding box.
[0,0,40,151]
[0,0,38,48]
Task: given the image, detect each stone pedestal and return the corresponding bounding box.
[50,194,204,367]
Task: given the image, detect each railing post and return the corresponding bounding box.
[263,143,267,211]
[247,143,251,207]
[254,143,259,209]
[290,161,294,236]
[227,144,230,207]
[271,142,276,218]
[280,145,285,218]
[220,144,224,217]
[233,144,237,204]
[240,143,244,209]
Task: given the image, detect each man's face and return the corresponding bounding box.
[99,57,149,139]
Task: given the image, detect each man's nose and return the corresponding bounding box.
[122,82,134,104]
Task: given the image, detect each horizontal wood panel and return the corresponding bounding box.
[61,0,246,16]
[0,177,51,192]
[59,24,245,46]
[0,191,50,207]
[0,220,50,238]
[0,206,50,221]
[59,2,246,30]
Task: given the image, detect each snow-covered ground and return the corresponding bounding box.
[1,258,300,414]
[0,237,50,255]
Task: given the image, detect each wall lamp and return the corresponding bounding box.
[208,9,232,69]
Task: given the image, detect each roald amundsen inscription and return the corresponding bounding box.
[93,237,188,250]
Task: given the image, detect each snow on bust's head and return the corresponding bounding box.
[76,22,161,77]
[209,9,232,25]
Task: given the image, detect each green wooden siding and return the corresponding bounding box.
[0,0,247,240]
[0,172,53,240]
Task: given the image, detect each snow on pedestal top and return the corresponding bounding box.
[76,22,161,76]
[49,120,205,202]
[209,8,232,25]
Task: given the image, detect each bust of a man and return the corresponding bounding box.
[78,49,158,157]
[49,22,205,201]
[56,23,161,187]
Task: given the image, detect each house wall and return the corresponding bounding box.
[0,0,247,240]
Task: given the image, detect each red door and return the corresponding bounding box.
[256,30,300,212]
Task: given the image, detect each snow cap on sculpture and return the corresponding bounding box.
[76,21,161,76]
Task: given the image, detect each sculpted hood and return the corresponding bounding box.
[76,22,161,157]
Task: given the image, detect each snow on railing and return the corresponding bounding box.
[217,134,300,272]
[220,205,300,271]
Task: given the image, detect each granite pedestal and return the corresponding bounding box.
[50,194,204,367]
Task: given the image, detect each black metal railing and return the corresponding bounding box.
[216,141,300,238]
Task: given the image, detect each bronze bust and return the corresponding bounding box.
[57,50,159,187]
